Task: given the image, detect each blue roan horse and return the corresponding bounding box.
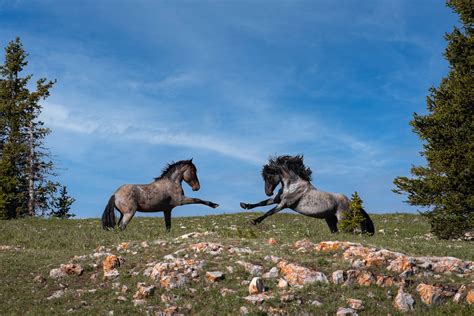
[240,155,374,235]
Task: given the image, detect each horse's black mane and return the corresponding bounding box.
[262,155,312,181]
[155,159,195,180]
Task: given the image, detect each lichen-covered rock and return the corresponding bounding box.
[267,238,278,245]
[277,260,328,285]
[416,283,443,305]
[466,289,474,305]
[102,255,122,273]
[356,270,375,286]
[206,271,225,282]
[236,261,263,276]
[346,298,364,310]
[393,286,415,312]
[376,275,396,288]
[249,277,265,294]
[332,270,346,284]
[49,263,83,279]
[47,289,65,300]
[387,256,415,273]
[189,242,223,255]
[133,282,155,299]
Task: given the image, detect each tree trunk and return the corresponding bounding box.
[27,120,35,216]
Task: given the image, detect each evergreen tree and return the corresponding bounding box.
[393,1,473,239]
[340,192,365,234]
[50,186,75,219]
[0,38,57,219]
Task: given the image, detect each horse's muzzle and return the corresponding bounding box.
[192,183,200,191]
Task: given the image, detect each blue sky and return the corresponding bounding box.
[0,1,458,218]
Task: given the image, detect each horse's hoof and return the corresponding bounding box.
[240,202,249,209]
[250,219,259,225]
[210,203,219,208]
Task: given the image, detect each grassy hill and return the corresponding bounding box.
[0,212,472,315]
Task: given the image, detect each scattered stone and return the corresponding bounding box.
[49,263,84,279]
[281,293,295,302]
[226,266,234,274]
[416,283,443,305]
[262,267,279,279]
[103,255,122,273]
[315,241,361,252]
[347,298,364,310]
[140,241,149,248]
[148,258,203,289]
[332,270,346,284]
[267,238,278,245]
[244,293,273,305]
[277,278,288,289]
[132,299,146,307]
[237,261,263,276]
[311,299,323,306]
[116,242,129,251]
[104,269,120,280]
[163,254,176,261]
[33,275,47,284]
[178,231,212,239]
[47,289,65,300]
[376,275,395,288]
[220,288,237,297]
[116,295,127,302]
[336,307,358,316]
[277,260,328,285]
[249,277,265,294]
[133,282,155,300]
[206,271,225,282]
[343,270,358,286]
[189,242,223,255]
[121,285,128,293]
[239,306,249,314]
[393,286,415,312]
[264,255,282,264]
[294,239,315,251]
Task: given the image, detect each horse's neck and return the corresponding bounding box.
[281,175,311,191]
[168,168,184,184]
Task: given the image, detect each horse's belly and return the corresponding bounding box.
[292,191,337,218]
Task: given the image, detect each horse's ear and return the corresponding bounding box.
[189,158,193,162]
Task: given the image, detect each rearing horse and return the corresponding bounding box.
[240,155,374,235]
[102,159,219,231]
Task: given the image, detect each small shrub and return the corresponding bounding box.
[340,192,365,234]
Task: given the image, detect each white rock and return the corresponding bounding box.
[47,289,65,300]
[336,307,358,316]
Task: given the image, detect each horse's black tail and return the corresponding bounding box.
[360,208,375,235]
[102,195,116,230]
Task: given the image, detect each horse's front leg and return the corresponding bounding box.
[240,198,276,210]
[179,197,219,208]
[251,204,285,225]
[164,210,172,232]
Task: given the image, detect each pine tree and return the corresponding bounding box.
[393,1,473,239]
[340,192,366,234]
[50,186,75,219]
[0,38,57,219]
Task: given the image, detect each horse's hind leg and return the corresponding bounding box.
[325,215,338,233]
[119,212,135,230]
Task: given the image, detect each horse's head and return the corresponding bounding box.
[182,159,200,191]
[262,160,281,196]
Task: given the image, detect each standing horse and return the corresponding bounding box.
[240,155,374,235]
[102,159,219,231]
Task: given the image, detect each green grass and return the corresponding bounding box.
[0,212,472,315]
